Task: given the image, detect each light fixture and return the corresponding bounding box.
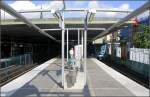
[19,44,23,47]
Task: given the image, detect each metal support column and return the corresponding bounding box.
[67,29,69,62]
[78,29,80,45]
[84,20,87,85]
[61,11,65,88]
[81,30,84,60]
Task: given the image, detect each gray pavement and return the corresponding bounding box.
[87,59,134,96]
[10,58,134,97]
[11,59,90,97]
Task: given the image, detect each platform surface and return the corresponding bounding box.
[1,58,148,97]
[87,59,134,96]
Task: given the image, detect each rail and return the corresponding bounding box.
[0,64,37,86]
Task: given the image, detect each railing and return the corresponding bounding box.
[114,47,150,65]
[129,48,150,65]
[108,45,150,78]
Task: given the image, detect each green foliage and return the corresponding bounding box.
[133,24,150,48]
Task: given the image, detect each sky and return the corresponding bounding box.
[1,0,149,19]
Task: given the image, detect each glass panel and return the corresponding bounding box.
[1,0,148,19]
[0,54,33,68]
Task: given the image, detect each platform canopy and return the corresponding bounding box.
[1,0,149,43]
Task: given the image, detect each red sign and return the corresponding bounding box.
[133,17,139,26]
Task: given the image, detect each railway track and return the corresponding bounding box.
[101,59,149,89]
[0,64,38,87]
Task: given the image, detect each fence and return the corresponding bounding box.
[129,48,150,65]
[114,47,150,65]
[112,46,150,77]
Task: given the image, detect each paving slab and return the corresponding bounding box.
[9,58,147,97]
[10,59,90,97]
[87,59,134,96]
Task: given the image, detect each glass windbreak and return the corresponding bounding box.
[0,54,33,68]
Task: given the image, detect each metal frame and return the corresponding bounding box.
[84,19,87,85]
[2,0,148,90]
[66,29,69,62]
[81,30,84,61]
[82,9,96,85]
[0,1,58,42]
[82,8,97,84]
[43,28,106,31]
[92,1,150,40]
[18,8,131,13]
[78,29,80,45]
[61,11,65,88]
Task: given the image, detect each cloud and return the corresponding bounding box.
[120,3,130,10]
[104,4,130,18]
[88,1,132,18]
[1,1,63,19]
[42,1,63,10]
[88,1,99,9]
[10,1,40,11]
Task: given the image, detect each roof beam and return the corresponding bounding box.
[92,1,150,41]
[18,8,131,13]
[64,8,131,13]
[0,1,59,43]
[43,28,105,31]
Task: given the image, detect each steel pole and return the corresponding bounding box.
[81,30,84,60]
[61,11,65,88]
[78,29,80,45]
[84,19,87,85]
[67,29,69,62]
[18,9,131,13]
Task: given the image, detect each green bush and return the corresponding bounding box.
[133,24,150,48]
